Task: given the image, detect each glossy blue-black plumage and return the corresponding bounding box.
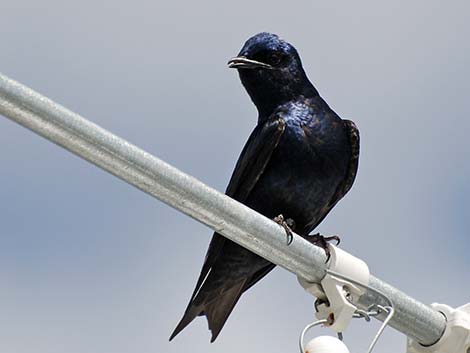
[170,32,359,342]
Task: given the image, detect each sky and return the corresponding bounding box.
[0,1,469,352]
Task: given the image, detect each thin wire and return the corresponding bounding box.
[354,309,372,321]
[368,305,394,353]
[299,319,328,353]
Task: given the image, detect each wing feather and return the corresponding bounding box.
[170,116,286,341]
[328,119,359,207]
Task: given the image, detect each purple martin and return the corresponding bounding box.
[170,32,359,342]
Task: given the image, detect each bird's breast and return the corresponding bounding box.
[245,113,349,235]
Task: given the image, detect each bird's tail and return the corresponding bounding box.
[169,279,247,342]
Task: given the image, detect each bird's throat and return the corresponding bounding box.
[240,75,318,120]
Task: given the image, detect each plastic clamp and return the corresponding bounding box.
[407,303,470,353]
[298,245,370,333]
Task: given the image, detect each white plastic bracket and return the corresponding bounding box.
[407,303,470,353]
[298,245,370,333]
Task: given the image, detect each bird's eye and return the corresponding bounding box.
[268,53,282,65]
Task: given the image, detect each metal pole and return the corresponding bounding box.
[0,72,446,346]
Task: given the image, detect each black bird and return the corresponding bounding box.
[170,32,359,342]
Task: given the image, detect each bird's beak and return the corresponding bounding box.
[227,56,273,69]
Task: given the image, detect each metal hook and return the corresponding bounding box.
[326,269,396,353]
[300,319,343,353]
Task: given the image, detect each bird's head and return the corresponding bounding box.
[228,32,317,117]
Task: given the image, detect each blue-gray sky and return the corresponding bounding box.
[1,1,469,352]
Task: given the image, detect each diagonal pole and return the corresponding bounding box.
[0,72,445,346]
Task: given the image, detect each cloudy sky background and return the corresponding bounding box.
[1,1,469,352]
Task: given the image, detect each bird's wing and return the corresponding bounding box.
[328,119,360,208]
[189,116,286,302]
[225,116,287,200]
[170,116,286,342]
[301,118,359,235]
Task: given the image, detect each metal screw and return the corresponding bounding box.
[343,286,353,302]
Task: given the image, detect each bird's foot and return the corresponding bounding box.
[306,233,341,262]
[273,214,296,245]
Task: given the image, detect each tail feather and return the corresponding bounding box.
[206,280,246,342]
[169,303,202,341]
[169,279,247,342]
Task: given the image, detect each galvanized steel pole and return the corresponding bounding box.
[0,72,446,346]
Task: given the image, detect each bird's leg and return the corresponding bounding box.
[273,214,296,245]
[306,233,341,262]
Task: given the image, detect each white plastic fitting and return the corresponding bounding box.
[298,245,370,332]
[303,336,350,353]
[407,303,470,353]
